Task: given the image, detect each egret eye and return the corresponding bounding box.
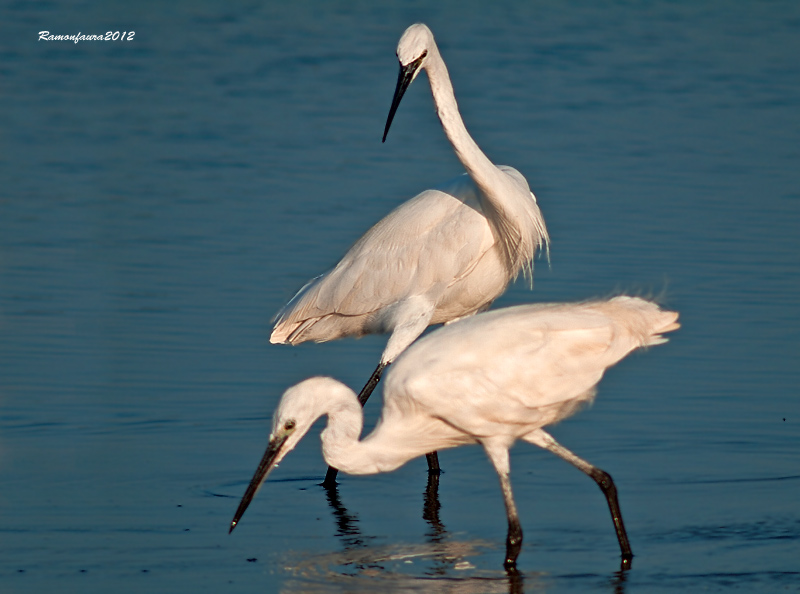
[284,420,296,431]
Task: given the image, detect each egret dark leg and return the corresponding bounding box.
[499,471,523,570]
[322,362,387,487]
[426,452,441,475]
[528,429,633,563]
[587,466,633,565]
[356,362,388,406]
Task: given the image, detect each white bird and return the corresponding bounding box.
[271,23,548,483]
[231,296,679,569]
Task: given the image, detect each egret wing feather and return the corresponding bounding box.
[387,297,679,436]
[272,175,496,344]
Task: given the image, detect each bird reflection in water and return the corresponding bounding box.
[280,476,528,594]
[276,472,632,593]
[306,474,630,594]
[320,474,476,573]
[322,481,365,550]
[422,470,445,545]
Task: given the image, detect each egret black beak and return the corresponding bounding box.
[383,51,427,143]
[229,432,289,533]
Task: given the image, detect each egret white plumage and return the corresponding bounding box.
[271,23,548,483]
[232,296,679,569]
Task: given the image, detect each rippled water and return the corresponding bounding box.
[2,1,799,592]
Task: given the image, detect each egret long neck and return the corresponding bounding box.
[424,46,503,195]
[320,397,427,476]
[423,44,547,278]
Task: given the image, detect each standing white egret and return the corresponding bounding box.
[231,296,679,569]
[271,23,548,484]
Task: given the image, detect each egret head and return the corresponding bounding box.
[228,378,335,533]
[396,23,433,68]
[383,23,435,142]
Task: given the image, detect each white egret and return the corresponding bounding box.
[232,296,679,569]
[271,23,548,483]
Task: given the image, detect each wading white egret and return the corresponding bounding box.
[232,296,679,569]
[271,23,548,483]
